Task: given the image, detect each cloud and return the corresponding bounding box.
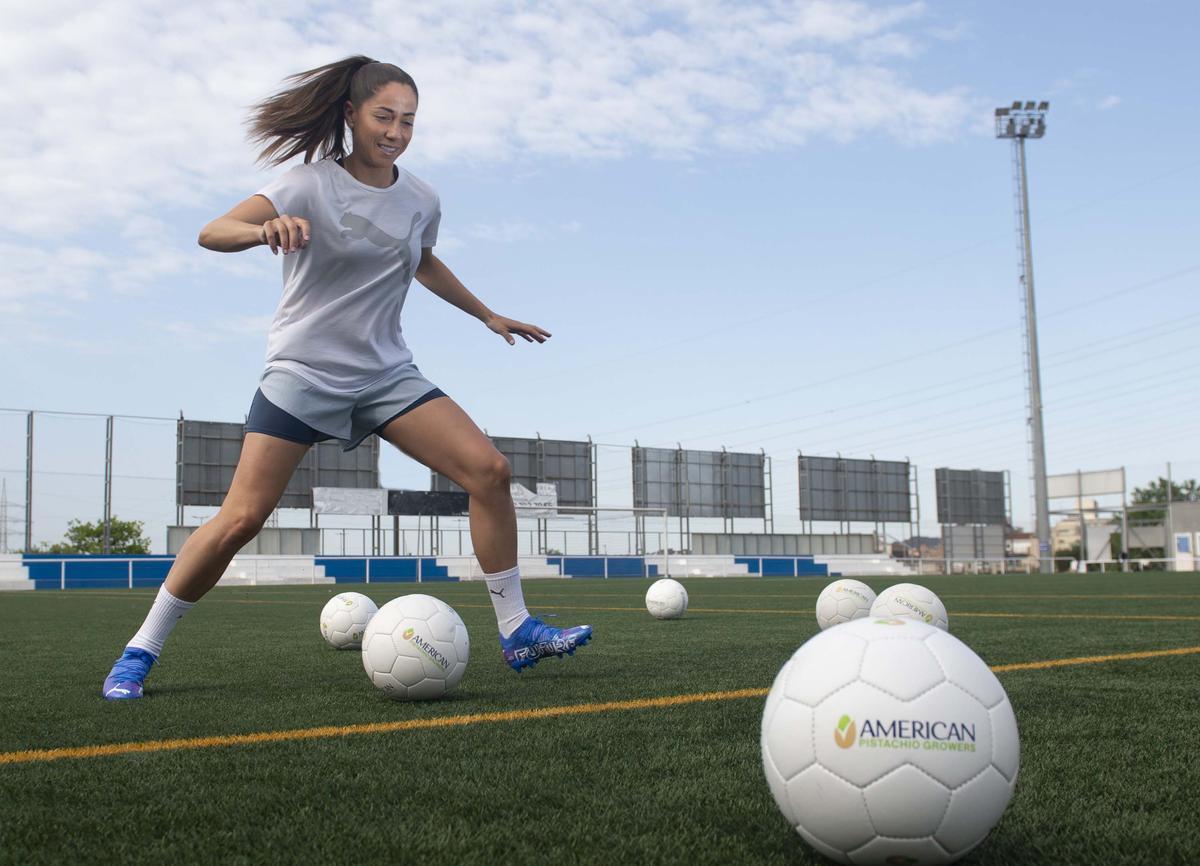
[146,313,274,344]
[1,0,976,332]
[458,219,583,244]
[1097,94,1121,111]
[858,32,919,60]
[3,1,972,229]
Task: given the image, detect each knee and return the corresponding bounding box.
[218,509,268,550]
[464,452,511,496]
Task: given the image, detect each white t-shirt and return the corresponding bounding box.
[255,158,441,392]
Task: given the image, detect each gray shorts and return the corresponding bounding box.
[255,364,445,451]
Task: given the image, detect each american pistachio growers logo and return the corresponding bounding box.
[894,595,933,623]
[837,584,870,603]
[833,712,977,752]
[834,715,857,748]
[402,625,451,671]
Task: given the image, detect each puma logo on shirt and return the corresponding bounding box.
[340,211,422,248]
[256,158,441,391]
[340,211,423,282]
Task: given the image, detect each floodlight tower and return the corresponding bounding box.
[995,100,1051,565]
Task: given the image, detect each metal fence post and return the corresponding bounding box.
[366,557,371,584]
[128,560,133,589]
[417,557,422,583]
[60,560,66,591]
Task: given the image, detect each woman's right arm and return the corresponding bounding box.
[197,194,309,255]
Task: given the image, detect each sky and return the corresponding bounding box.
[2,0,1198,552]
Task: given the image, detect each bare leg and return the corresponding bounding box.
[105,434,312,696]
[378,397,515,572]
[166,433,310,601]
[378,395,593,665]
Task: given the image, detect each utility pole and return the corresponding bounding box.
[996,100,1051,568]
[104,415,114,554]
[25,411,34,553]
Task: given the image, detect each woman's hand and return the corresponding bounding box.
[485,315,552,345]
[261,215,311,255]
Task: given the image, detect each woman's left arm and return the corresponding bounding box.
[414,249,552,345]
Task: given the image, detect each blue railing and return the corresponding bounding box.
[12,553,831,589]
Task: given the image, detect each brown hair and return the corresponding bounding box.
[246,55,419,167]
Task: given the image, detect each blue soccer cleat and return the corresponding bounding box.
[500,616,592,672]
[102,647,157,700]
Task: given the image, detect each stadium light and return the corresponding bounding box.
[995,100,1051,567]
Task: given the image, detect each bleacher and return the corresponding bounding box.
[0,555,34,591]
[5,552,918,589]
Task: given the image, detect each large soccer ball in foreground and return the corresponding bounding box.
[871,582,949,631]
[815,579,876,630]
[361,594,469,700]
[645,578,689,620]
[761,618,1019,865]
[319,592,378,649]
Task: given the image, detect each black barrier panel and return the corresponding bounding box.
[431,436,593,508]
[388,489,470,516]
[177,419,379,508]
[797,455,912,523]
[632,446,766,519]
[935,468,1007,525]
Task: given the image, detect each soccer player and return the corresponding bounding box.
[103,56,592,700]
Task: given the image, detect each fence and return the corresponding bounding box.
[894,557,1177,575]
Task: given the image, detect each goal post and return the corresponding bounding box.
[514,504,672,578]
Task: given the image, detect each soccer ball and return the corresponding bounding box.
[761,618,1019,865]
[645,578,689,619]
[815,579,876,630]
[871,582,949,631]
[361,594,469,700]
[319,592,378,649]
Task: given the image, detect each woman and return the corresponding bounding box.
[103,56,592,700]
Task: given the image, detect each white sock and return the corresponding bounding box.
[126,584,195,658]
[483,565,529,638]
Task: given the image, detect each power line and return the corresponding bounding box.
[0,468,174,482]
[476,158,1200,393]
[0,407,176,422]
[593,262,1198,438]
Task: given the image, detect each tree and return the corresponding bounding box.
[1129,477,1199,522]
[32,517,151,554]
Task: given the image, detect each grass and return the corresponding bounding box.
[0,573,1198,864]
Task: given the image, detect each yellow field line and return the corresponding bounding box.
[524,592,1200,601]
[942,594,1200,601]
[3,646,1198,767]
[29,594,1200,622]
[0,689,767,767]
[17,593,1200,623]
[25,589,1200,605]
[991,645,1200,672]
[955,611,1200,622]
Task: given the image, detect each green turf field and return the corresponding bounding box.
[1,573,1198,865]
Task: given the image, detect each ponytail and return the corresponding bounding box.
[246,55,419,167]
